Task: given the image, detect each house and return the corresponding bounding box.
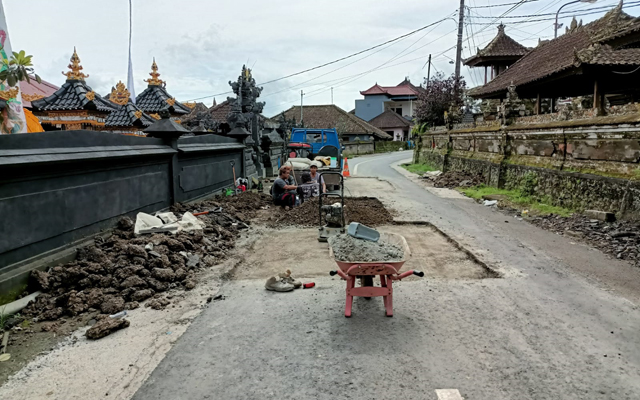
[463,24,530,84]
[368,110,412,141]
[279,104,392,141]
[355,78,422,122]
[103,81,158,136]
[469,3,640,116]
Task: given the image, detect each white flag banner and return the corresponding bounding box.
[127,0,135,103]
[0,1,27,134]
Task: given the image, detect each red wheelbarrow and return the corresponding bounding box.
[329,233,424,317]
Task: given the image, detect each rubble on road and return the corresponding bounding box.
[268,197,393,228]
[423,171,484,189]
[531,213,640,267]
[85,317,130,340]
[22,194,253,323]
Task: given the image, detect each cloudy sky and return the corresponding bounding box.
[5,0,636,116]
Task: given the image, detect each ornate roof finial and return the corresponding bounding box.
[498,24,505,33]
[243,65,252,81]
[62,47,89,81]
[145,58,164,86]
[109,81,131,105]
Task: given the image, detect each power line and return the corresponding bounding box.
[468,2,640,18]
[469,0,538,8]
[469,4,640,24]
[185,16,452,101]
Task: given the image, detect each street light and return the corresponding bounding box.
[555,0,598,38]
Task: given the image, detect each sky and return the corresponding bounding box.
[4,0,637,117]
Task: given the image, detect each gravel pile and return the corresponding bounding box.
[269,197,394,227]
[22,195,252,321]
[424,171,484,189]
[531,214,640,267]
[329,234,404,262]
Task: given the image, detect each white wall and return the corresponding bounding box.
[384,100,414,118]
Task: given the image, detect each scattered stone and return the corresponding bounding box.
[584,210,616,222]
[85,318,130,340]
[186,254,201,269]
[100,296,126,315]
[131,289,154,302]
[146,297,170,310]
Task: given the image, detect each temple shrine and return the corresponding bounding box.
[103,81,157,135]
[31,48,117,130]
[135,59,192,121]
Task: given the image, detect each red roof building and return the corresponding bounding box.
[355,78,422,125]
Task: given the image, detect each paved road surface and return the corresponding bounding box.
[133,151,640,400]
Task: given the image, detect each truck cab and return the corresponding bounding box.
[289,128,343,167]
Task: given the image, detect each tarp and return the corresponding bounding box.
[24,108,43,132]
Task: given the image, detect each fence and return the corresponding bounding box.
[415,117,640,219]
[343,141,374,156]
[0,130,245,278]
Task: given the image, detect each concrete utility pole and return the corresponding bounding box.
[426,54,432,88]
[455,0,465,80]
[300,90,304,123]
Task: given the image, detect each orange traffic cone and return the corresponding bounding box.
[342,157,350,177]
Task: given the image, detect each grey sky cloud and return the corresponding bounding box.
[5,0,635,116]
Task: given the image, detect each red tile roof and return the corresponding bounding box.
[360,78,422,97]
[19,78,59,108]
[470,5,640,98]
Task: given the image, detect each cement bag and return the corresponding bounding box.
[287,157,312,165]
[314,156,331,166]
[310,160,324,168]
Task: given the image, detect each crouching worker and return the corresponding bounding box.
[272,166,299,208]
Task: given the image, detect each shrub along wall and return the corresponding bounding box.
[414,116,640,219]
[374,141,412,153]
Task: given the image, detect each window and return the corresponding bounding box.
[394,107,402,115]
[343,137,350,142]
[306,132,323,143]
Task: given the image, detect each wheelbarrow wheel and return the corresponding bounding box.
[362,276,374,300]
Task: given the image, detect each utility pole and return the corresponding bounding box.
[331,87,333,104]
[454,0,465,80]
[426,54,432,88]
[300,90,304,124]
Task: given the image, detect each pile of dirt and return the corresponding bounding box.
[267,197,394,227]
[329,234,404,262]
[425,171,484,189]
[172,192,272,222]
[22,196,251,322]
[531,214,640,267]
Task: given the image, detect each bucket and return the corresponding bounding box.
[347,222,380,242]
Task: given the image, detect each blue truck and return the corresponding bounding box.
[288,128,343,169]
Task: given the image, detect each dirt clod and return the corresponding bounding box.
[268,197,393,227]
[85,318,130,340]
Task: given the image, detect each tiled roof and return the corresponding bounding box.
[105,100,157,127]
[360,78,422,97]
[208,100,231,122]
[470,5,640,98]
[368,110,411,129]
[19,77,59,108]
[135,85,191,114]
[278,104,392,140]
[31,80,116,112]
[464,25,529,67]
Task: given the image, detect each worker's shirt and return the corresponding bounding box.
[272,177,296,199]
[309,173,324,186]
[299,182,320,200]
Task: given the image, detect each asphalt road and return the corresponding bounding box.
[133,151,640,400]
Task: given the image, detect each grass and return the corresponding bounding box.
[460,185,574,217]
[0,306,9,332]
[402,163,439,174]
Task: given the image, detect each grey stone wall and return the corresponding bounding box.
[343,141,374,156]
[415,121,640,218]
[0,130,245,276]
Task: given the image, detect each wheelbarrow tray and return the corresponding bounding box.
[329,233,411,275]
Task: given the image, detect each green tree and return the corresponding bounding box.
[0,50,41,87]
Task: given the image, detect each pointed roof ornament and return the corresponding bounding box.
[62,47,89,81]
[109,81,131,105]
[145,58,164,86]
[212,97,217,106]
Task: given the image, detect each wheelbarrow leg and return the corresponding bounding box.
[345,276,355,318]
[385,275,393,317]
[380,274,388,310]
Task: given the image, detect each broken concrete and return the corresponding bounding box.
[585,210,616,222]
